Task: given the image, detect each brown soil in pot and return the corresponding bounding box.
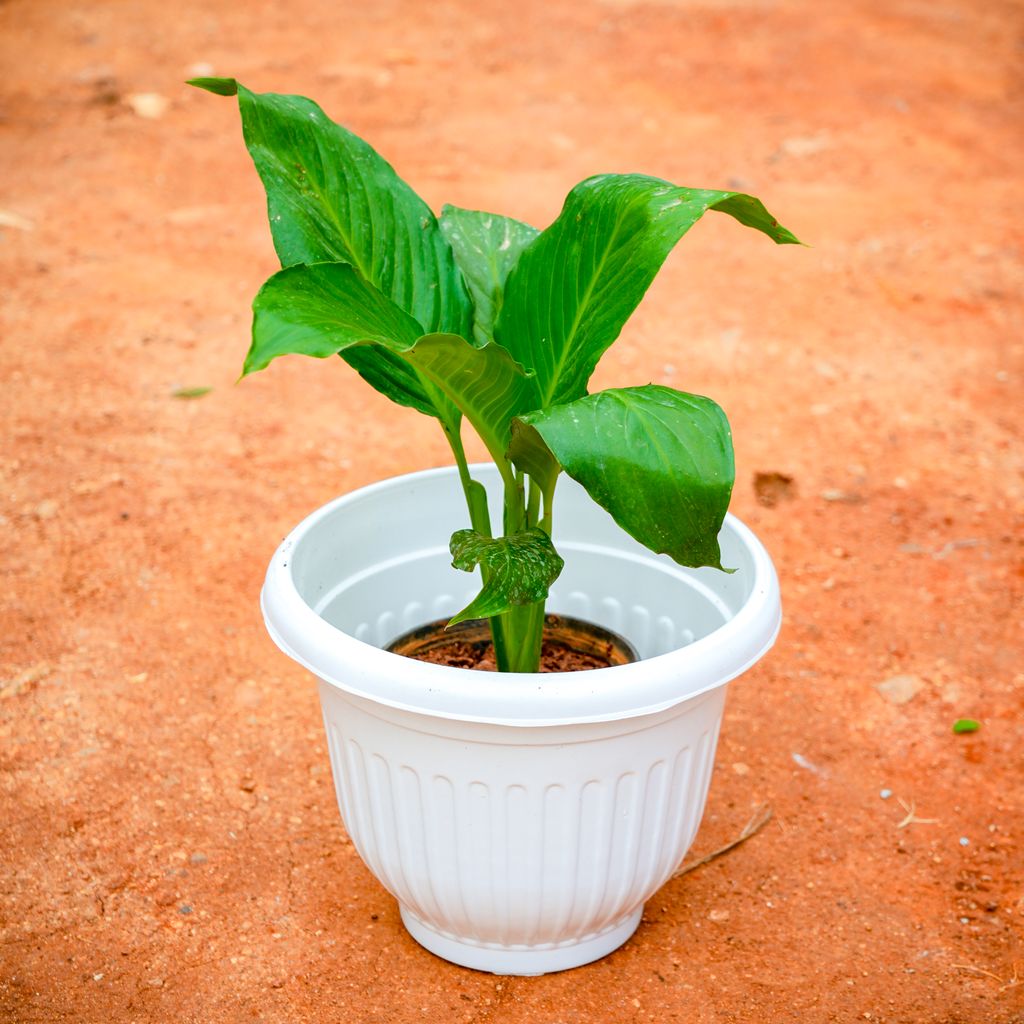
[387,614,638,672]
[2,2,1022,1022]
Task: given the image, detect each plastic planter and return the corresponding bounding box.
[260,464,781,975]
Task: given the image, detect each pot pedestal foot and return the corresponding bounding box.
[398,905,644,976]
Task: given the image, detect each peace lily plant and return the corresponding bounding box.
[191,77,800,674]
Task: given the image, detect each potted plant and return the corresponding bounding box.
[191,77,800,975]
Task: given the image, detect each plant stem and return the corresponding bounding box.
[443,426,548,674]
[442,420,491,537]
[442,421,514,667]
[500,599,546,672]
[526,476,542,528]
[488,469,547,672]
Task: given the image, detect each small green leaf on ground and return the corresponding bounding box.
[952,718,980,734]
[172,386,212,399]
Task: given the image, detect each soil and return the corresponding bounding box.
[1,1,1023,1023]
[388,616,636,672]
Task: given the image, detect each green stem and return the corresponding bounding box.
[442,419,491,537]
[500,600,546,672]
[488,468,546,672]
[442,427,551,674]
[442,421,514,667]
[526,475,542,529]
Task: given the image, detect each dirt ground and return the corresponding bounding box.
[1,1,1022,1021]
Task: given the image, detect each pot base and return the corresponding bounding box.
[399,905,643,976]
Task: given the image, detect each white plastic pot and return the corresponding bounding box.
[261,464,781,975]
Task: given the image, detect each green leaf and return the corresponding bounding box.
[248,261,422,374]
[338,345,443,420]
[952,718,981,734]
[439,206,538,344]
[496,174,802,407]
[198,80,473,424]
[186,76,239,96]
[449,528,564,626]
[506,418,561,497]
[231,83,471,335]
[248,261,444,417]
[248,266,538,433]
[171,386,212,399]
[511,385,735,569]
[401,334,536,461]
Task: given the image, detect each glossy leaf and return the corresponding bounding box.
[187,76,238,96]
[248,266,538,435]
[247,261,452,416]
[248,261,421,372]
[496,174,802,408]
[439,205,538,344]
[188,76,472,423]
[512,385,735,569]
[401,334,536,460]
[449,528,564,626]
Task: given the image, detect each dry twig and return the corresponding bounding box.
[671,804,773,880]
[896,796,939,829]
[953,961,1023,993]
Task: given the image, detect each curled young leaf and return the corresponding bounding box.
[449,528,564,626]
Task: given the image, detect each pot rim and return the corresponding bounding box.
[261,464,781,727]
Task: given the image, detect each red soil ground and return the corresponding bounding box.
[1,1,1022,1021]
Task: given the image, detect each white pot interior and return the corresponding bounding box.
[263,464,780,725]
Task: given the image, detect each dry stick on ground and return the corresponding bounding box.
[671,804,773,880]
[895,796,939,829]
[952,962,1023,993]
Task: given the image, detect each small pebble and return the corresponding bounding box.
[879,789,892,800]
[126,92,170,119]
[876,674,923,705]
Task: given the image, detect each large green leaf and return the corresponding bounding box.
[510,385,735,569]
[439,206,538,344]
[449,528,564,626]
[190,77,472,333]
[188,76,472,424]
[248,262,447,417]
[248,261,420,367]
[495,174,802,408]
[401,334,537,461]
[248,265,537,435]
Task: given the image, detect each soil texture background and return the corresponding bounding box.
[1,1,1022,1022]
